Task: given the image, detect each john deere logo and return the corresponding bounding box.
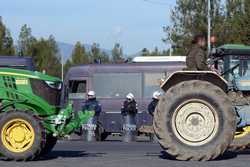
[16,79,28,85]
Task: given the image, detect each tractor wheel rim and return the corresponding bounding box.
[1,118,35,153]
[172,99,219,146]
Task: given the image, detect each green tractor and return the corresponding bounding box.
[0,68,93,160]
[154,44,250,161]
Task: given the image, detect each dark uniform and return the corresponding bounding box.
[82,98,102,117]
[81,98,102,140]
[148,98,159,117]
[186,44,210,71]
[121,99,137,116]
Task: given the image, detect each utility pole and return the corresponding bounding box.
[207,0,211,54]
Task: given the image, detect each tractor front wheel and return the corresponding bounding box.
[0,110,46,161]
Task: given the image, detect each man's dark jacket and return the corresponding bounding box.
[82,98,102,117]
[121,100,137,116]
[148,98,159,116]
[186,44,210,71]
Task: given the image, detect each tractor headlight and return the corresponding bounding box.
[45,81,62,90]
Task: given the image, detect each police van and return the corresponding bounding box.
[0,56,34,71]
[63,56,185,140]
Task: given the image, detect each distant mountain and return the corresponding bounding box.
[57,42,112,63]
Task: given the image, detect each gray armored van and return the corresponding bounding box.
[63,61,185,140]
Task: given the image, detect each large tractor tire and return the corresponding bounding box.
[153,80,236,161]
[0,110,46,161]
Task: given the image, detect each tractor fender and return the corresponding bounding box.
[161,71,228,93]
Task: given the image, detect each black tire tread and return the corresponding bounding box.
[153,80,236,161]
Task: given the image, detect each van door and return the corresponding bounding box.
[68,78,88,111]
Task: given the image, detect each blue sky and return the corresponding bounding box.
[0,0,175,55]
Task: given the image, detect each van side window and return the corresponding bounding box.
[93,73,142,98]
[143,73,165,98]
[68,80,87,99]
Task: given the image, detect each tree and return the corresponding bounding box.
[71,41,89,65]
[163,0,223,55]
[223,0,250,45]
[18,24,36,56]
[101,51,110,63]
[141,48,150,56]
[90,43,110,64]
[112,43,123,62]
[0,16,15,55]
[2,29,15,55]
[90,42,101,63]
[150,47,159,56]
[31,35,61,77]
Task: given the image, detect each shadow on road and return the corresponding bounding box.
[146,150,238,161]
[37,150,106,161]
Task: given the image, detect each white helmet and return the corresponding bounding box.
[126,93,134,100]
[153,91,161,99]
[88,91,96,97]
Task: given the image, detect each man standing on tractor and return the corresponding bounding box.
[186,34,210,71]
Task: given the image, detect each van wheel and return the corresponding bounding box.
[153,80,236,161]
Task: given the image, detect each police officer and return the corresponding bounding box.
[186,34,210,71]
[82,91,102,117]
[81,91,102,141]
[121,93,138,116]
[121,93,137,142]
[148,91,161,117]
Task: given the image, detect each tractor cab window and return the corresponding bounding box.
[68,80,87,99]
[223,55,250,80]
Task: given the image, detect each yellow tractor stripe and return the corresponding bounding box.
[0,72,39,79]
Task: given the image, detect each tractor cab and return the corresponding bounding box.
[213,44,250,91]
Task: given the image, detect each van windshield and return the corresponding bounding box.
[68,80,87,99]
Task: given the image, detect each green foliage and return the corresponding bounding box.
[100,51,110,63]
[163,0,250,55]
[63,41,90,75]
[112,43,123,62]
[141,48,150,56]
[163,0,221,54]
[141,47,171,56]
[18,24,36,56]
[90,43,110,63]
[31,35,61,77]
[16,24,62,78]
[71,41,89,65]
[0,16,15,55]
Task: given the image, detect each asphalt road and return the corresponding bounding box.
[1,136,250,167]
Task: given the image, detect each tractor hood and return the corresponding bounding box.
[0,68,61,82]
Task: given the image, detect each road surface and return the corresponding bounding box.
[0,136,249,167]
